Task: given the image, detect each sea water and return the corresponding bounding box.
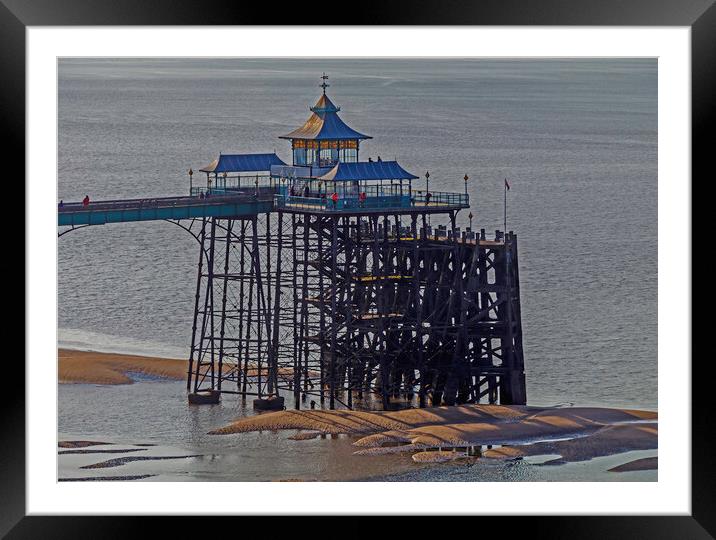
[57,58,657,480]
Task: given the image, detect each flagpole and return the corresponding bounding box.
[504,178,507,236]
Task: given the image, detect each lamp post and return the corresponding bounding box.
[468,211,473,230]
[425,171,431,227]
[464,174,469,195]
[188,168,193,196]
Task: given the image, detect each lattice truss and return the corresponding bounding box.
[187,211,526,410]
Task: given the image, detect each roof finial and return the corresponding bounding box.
[320,72,330,94]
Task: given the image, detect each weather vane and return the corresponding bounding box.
[320,72,330,94]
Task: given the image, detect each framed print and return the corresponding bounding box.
[6,0,712,536]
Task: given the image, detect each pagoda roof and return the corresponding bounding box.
[280,94,371,141]
[200,153,286,173]
[318,161,418,182]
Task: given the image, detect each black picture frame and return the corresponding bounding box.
[5,0,711,536]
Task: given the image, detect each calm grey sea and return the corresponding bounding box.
[57,59,657,480]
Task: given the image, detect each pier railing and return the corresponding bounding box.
[59,194,236,212]
[275,195,328,211]
[193,174,290,196]
[273,189,469,212]
[190,175,469,210]
[412,190,469,207]
[191,185,277,198]
[58,192,275,227]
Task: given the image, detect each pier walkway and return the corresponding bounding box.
[58,191,274,227]
[58,188,468,228]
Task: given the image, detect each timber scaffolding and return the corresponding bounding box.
[186,206,526,411]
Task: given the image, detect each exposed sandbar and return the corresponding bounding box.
[210,404,656,465]
[412,450,470,463]
[483,423,657,465]
[209,404,535,435]
[608,456,658,472]
[59,448,147,455]
[59,348,302,385]
[287,431,325,441]
[59,349,188,385]
[58,440,113,448]
[58,474,156,481]
[80,454,202,469]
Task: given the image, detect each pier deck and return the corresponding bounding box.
[58,189,468,227]
[58,192,274,227]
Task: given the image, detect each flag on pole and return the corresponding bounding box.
[503,178,509,236]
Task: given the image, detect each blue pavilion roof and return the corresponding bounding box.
[200,153,287,174]
[318,161,418,182]
[280,94,371,141]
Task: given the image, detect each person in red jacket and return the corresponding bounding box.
[331,192,338,209]
[82,195,90,207]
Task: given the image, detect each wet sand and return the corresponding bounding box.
[59,448,147,455]
[482,423,657,465]
[57,349,657,478]
[609,456,658,472]
[59,474,157,481]
[80,454,202,469]
[59,348,301,385]
[58,439,114,448]
[211,405,657,465]
[59,349,188,384]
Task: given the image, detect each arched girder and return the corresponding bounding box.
[57,224,91,238]
[58,217,215,268]
[163,218,212,266]
[58,216,263,269]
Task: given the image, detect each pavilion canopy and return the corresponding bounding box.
[317,161,418,182]
[280,94,371,141]
[200,153,287,174]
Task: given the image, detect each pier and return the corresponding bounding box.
[58,76,526,410]
[57,191,274,229]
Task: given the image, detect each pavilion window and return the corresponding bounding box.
[319,148,332,165]
[293,148,307,165]
[292,140,307,166]
[340,148,357,162]
[302,140,318,165]
[339,140,358,163]
[306,148,317,165]
[317,140,339,167]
